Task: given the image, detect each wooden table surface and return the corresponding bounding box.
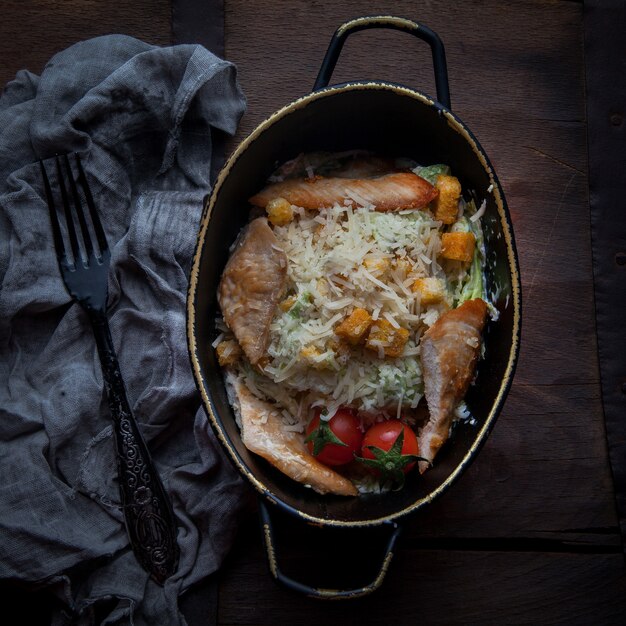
[2,1,625,624]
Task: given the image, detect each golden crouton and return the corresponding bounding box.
[411,277,447,306]
[441,232,476,262]
[363,257,391,277]
[216,339,242,366]
[365,319,409,358]
[335,308,373,345]
[328,338,351,366]
[393,256,413,277]
[432,175,462,224]
[300,345,331,370]
[266,197,294,226]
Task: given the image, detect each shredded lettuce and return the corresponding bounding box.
[450,205,487,305]
[414,164,451,185]
[459,246,484,303]
[288,291,312,318]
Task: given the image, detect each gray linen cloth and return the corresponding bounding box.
[0,35,251,625]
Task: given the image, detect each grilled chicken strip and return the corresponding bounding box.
[418,299,488,472]
[218,217,287,365]
[249,172,438,212]
[229,375,358,497]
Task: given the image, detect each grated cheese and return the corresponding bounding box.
[224,177,490,424]
[211,332,225,348]
[470,199,487,223]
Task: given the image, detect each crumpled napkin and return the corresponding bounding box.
[0,35,252,625]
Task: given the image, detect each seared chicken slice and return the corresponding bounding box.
[418,299,488,472]
[230,376,358,497]
[218,217,287,366]
[249,172,438,212]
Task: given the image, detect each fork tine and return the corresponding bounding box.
[55,155,81,266]
[40,160,67,266]
[62,154,94,262]
[74,153,108,256]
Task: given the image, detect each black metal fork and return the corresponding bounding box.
[40,154,179,584]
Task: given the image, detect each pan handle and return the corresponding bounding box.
[258,499,403,600]
[313,15,451,110]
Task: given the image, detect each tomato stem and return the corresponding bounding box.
[305,419,347,456]
[355,429,429,490]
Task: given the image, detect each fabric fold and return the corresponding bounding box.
[0,35,251,626]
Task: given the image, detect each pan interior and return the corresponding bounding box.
[191,85,518,525]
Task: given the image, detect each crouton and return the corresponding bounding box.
[266,197,294,226]
[393,256,413,277]
[300,345,332,370]
[411,277,447,306]
[328,338,351,366]
[365,318,409,358]
[363,257,391,277]
[441,232,475,262]
[335,308,373,345]
[432,175,462,224]
[216,339,242,367]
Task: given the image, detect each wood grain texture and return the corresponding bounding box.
[0,0,171,88]
[585,0,626,553]
[217,516,626,626]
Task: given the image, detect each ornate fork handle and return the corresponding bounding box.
[90,310,179,584]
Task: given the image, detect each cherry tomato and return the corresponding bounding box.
[360,420,419,476]
[305,408,363,466]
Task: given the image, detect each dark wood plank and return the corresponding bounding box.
[403,380,618,545]
[217,516,626,626]
[172,0,224,56]
[0,0,171,89]
[584,0,626,551]
[225,0,586,141]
